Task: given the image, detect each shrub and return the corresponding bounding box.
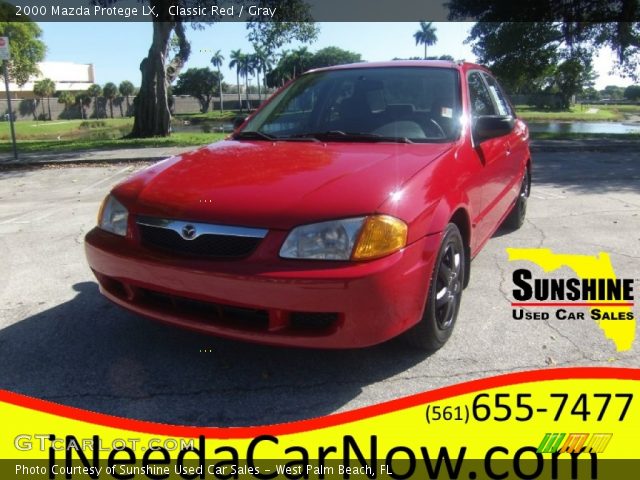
[79,120,107,129]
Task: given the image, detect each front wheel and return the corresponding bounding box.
[403,223,465,351]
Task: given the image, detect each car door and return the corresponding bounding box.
[482,72,527,207]
[467,71,514,243]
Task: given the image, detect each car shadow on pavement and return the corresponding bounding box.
[0,282,428,427]
[531,150,640,194]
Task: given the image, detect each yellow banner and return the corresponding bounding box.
[1,368,638,479]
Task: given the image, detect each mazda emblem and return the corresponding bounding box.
[181,224,197,240]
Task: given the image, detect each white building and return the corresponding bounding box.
[8,61,95,98]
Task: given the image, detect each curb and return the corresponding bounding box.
[0,156,165,169]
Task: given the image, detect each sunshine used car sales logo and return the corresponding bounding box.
[506,248,636,352]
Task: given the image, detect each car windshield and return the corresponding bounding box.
[239,66,462,143]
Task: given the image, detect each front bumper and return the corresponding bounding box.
[84,227,440,348]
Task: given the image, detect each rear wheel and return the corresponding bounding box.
[403,223,465,351]
[503,167,530,230]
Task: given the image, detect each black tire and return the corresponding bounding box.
[503,167,530,231]
[403,223,465,351]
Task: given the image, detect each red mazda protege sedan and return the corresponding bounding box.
[85,61,530,350]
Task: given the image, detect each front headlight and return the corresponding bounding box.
[280,215,407,261]
[97,195,128,236]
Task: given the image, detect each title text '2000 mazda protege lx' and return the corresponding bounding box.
[85,61,531,350]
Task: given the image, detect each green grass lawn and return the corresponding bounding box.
[605,104,640,113]
[0,118,134,141]
[516,104,640,122]
[174,110,243,122]
[0,118,227,154]
[0,131,225,154]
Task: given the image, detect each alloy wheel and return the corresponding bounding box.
[434,241,463,330]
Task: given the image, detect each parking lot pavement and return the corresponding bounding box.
[0,151,638,427]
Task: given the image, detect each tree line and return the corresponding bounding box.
[448,1,640,110]
[29,79,137,120]
[173,46,275,114]
[173,46,363,114]
[584,84,640,102]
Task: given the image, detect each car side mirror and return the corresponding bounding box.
[473,116,514,143]
[233,116,247,130]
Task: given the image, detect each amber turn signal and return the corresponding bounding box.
[352,215,408,260]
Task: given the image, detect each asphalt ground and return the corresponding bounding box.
[0,150,638,426]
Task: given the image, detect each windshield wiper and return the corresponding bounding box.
[233,130,275,141]
[291,130,413,144]
[233,130,320,142]
[235,130,413,144]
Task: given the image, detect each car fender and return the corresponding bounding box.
[377,147,470,245]
[423,194,471,239]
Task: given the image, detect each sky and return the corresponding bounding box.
[39,22,633,91]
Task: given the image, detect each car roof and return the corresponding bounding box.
[307,60,488,75]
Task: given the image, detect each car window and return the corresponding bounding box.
[483,73,513,117]
[260,80,324,135]
[243,67,462,142]
[468,72,496,116]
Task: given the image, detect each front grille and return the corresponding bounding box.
[137,222,262,258]
[139,288,269,330]
[96,270,342,335]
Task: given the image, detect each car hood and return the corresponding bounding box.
[114,139,453,230]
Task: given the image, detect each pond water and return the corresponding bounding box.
[170,120,234,134]
[527,121,640,134]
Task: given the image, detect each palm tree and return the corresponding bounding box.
[413,22,438,59]
[289,47,312,79]
[76,93,92,120]
[87,84,102,119]
[57,91,75,119]
[32,83,45,120]
[252,46,272,101]
[210,50,225,113]
[103,82,118,119]
[33,78,56,120]
[273,49,291,86]
[239,54,255,111]
[118,81,135,115]
[229,49,244,113]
